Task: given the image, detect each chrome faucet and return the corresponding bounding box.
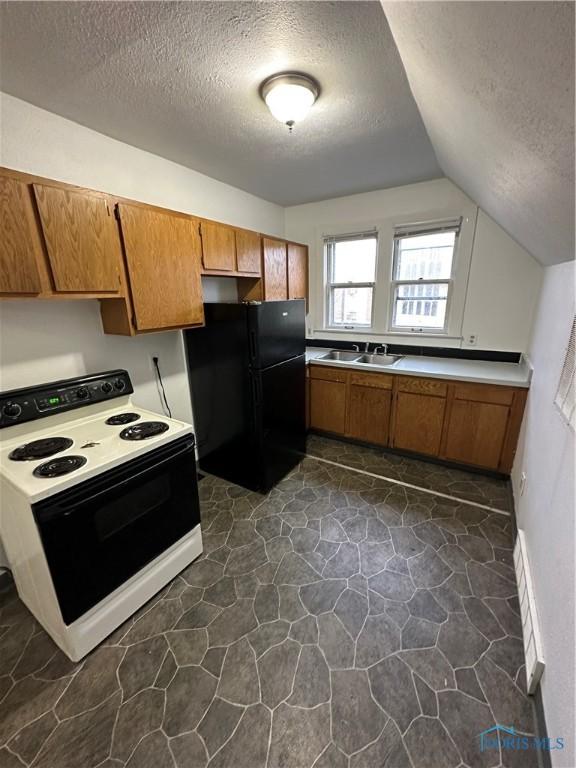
[364,342,370,352]
[352,344,360,352]
[374,344,388,356]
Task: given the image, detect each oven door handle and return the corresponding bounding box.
[36,440,195,521]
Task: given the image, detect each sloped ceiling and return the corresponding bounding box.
[382,1,575,266]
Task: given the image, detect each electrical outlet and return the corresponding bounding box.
[467,334,478,346]
[520,472,527,496]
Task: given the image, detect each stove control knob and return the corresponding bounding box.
[114,378,126,392]
[2,402,22,419]
[101,382,113,394]
[76,387,89,400]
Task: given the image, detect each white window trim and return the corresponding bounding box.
[313,208,476,343]
[388,220,462,335]
[324,231,378,330]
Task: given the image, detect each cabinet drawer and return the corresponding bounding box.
[397,376,447,397]
[350,371,393,390]
[309,365,348,384]
[453,382,515,406]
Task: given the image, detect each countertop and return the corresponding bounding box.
[305,347,531,388]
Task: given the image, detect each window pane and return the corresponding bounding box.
[331,238,377,283]
[392,283,448,329]
[394,231,455,280]
[330,286,373,326]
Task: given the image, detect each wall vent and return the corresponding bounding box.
[554,315,575,430]
[514,529,545,695]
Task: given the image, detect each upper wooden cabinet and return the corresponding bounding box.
[111,204,204,332]
[287,243,308,301]
[0,176,43,294]
[262,238,288,300]
[200,221,236,272]
[235,229,261,274]
[33,184,122,293]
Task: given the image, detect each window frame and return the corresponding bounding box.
[324,231,378,330]
[388,223,461,335]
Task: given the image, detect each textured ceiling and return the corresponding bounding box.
[0,0,441,206]
[382,1,575,266]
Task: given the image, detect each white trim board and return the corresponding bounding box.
[304,452,512,517]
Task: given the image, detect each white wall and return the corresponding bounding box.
[284,180,542,352]
[0,94,283,569]
[0,93,283,413]
[511,261,575,767]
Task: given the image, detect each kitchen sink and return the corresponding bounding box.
[319,350,362,362]
[357,354,401,367]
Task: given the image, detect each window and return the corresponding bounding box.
[555,316,575,430]
[325,233,377,328]
[390,222,460,332]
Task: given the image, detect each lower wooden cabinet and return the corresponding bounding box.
[347,372,392,445]
[392,391,446,456]
[308,364,528,475]
[310,379,346,433]
[442,400,510,469]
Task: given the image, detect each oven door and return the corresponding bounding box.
[33,435,200,625]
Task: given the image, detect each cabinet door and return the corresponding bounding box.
[262,238,287,300]
[117,204,204,331]
[392,392,446,456]
[310,379,346,434]
[236,230,261,274]
[443,400,510,469]
[348,384,392,446]
[0,177,43,293]
[201,221,236,271]
[287,243,308,300]
[33,184,121,292]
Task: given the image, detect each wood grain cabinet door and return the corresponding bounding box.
[392,391,446,457]
[442,400,510,470]
[347,381,392,446]
[262,238,287,300]
[287,243,308,300]
[117,204,204,331]
[310,379,347,434]
[0,177,43,293]
[200,221,236,271]
[235,230,261,274]
[33,184,121,292]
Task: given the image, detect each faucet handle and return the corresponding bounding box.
[374,344,389,356]
[352,344,360,352]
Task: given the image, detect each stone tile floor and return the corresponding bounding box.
[306,435,514,514]
[0,456,536,768]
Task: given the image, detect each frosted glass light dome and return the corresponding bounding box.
[261,73,320,130]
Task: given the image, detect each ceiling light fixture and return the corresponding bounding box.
[260,72,320,132]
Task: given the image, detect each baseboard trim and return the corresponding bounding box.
[533,684,553,768]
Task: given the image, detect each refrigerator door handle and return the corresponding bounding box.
[249,329,258,363]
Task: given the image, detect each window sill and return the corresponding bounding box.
[317,327,462,340]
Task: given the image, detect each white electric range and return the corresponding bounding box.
[0,370,203,661]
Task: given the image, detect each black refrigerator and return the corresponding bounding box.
[184,300,306,492]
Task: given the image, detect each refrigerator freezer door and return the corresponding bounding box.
[248,300,305,370]
[253,353,306,492]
